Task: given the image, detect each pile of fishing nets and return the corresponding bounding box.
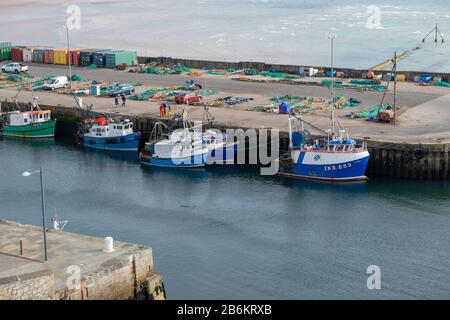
[322,80,386,92]
[346,103,393,120]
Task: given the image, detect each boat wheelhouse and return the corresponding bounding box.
[0,98,56,138]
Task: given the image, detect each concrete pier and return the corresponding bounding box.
[1,62,450,180]
[0,220,165,300]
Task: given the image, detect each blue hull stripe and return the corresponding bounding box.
[141,154,207,168]
[83,133,140,152]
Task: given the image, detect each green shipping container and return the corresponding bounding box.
[105,50,137,69]
[0,47,12,61]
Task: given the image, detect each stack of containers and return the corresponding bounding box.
[54,49,68,65]
[0,42,12,61]
[33,49,45,63]
[80,49,101,66]
[11,47,25,61]
[92,49,112,68]
[105,50,138,68]
[44,49,54,64]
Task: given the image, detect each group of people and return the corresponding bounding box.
[159,103,172,118]
[114,95,127,108]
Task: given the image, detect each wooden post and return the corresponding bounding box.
[19,240,23,255]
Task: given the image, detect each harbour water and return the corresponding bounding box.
[2,0,450,72]
[0,137,449,299]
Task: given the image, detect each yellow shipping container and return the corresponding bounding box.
[54,49,68,65]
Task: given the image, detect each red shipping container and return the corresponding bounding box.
[70,50,81,66]
[44,49,54,64]
[11,47,24,62]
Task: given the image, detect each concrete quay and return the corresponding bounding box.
[0,220,165,300]
[1,63,450,179]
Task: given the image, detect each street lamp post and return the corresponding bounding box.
[22,167,48,261]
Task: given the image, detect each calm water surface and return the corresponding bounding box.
[0,138,449,299]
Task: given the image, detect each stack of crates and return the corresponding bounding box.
[105,50,138,68]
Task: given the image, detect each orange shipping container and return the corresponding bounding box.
[54,49,68,65]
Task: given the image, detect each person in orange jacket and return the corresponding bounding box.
[159,104,165,118]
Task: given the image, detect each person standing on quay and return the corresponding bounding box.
[121,94,126,107]
[159,104,165,118]
[114,95,119,108]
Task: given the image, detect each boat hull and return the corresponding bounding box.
[82,132,140,152]
[279,149,370,182]
[140,152,208,168]
[0,120,56,138]
[206,143,238,165]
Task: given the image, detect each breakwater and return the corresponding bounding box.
[138,56,450,82]
[1,100,448,180]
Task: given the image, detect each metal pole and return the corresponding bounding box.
[40,167,48,261]
[329,35,335,136]
[66,26,73,90]
[393,51,397,125]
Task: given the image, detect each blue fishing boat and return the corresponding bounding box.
[278,114,370,182]
[80,117,141,152]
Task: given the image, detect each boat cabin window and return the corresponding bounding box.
[24,119,28,123]
[117,125,123,130]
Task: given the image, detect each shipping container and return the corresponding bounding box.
[92,50,112,68]
[0,42,12,49]
[33,49,45,63]
[79,49,102,67]
[69,50,81,66]
[54,49,68,65]
[11,47,24,62]
[22,48,34,62]
[105,50,138,68]
[0,47,12,61]
[44,49,54,64]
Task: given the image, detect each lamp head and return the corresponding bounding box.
[21,171,32,177]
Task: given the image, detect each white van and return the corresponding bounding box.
[43,76,69,91]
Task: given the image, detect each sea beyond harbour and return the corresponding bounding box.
[1,137,449,299]
[1,0,450,72]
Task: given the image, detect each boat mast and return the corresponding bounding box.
[328,34,336,138]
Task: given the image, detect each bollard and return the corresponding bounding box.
[103,237,115,253]
[19,240,24,255]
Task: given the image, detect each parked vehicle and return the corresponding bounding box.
[42,76,69,91]
[1,63,28,74]
[108,85,135,97]
[174,92,203,105]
